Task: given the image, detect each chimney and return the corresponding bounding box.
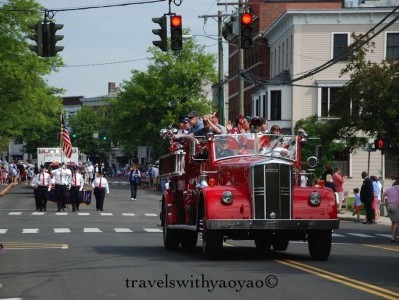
[108,82,116,94]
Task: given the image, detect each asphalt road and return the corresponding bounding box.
[0,182,398,300]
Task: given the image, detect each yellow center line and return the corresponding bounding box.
[363,244,399,252]
[275,259,399,300]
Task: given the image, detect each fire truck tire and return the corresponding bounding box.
[254,239,272,251]
[202,230,223,260]
[308,230,332,260]
[163,209,180,250]
[181,231,198,250]
[272,239,289,251]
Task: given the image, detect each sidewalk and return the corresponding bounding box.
[338,210,391,226]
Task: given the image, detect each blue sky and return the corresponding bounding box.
[35,0,224,97]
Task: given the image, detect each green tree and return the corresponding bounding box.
[68,106,111,162]
[0,0,64,154]
[109,31,217,159]
[330,33,399,157]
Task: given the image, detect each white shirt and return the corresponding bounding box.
[92,177,109,194]
[68,173,84,191]
[51,167,72,185]
[35,171,52,191]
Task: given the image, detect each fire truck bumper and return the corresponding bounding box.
[206,219,339,230]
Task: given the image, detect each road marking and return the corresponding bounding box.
[22,229,39,234]
[143,228,162,233]
[275,259,399,300]
[145,213,157,217]
[114,228,133,233]
[77,213,90,216]
[55,212,68,216]
[8,212,22,215]
[84,228,102,233]
[376,234,392,238]
[100,213,113,216]
[0,229,8,234]
[54,228,71,233]
[122,213,135,216]
[332,233,345,237]
[2,241,68,250]
[31,212,45,216]
[347,233,375,238]
[364,244,399,252]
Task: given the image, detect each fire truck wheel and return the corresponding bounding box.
[254,239,272,251]
[181,231,198,250]
[202,230,223,260]
[308,230,332,261]
[272,239,289,251]
[163,208,180,250]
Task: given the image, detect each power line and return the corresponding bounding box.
[63,57,151,67]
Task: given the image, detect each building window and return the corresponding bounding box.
[333,149,350,178]
[262,94,267,118]
[333,33,349,60]
[386,32,399,60]
[321,86,345,118]
[385,154,399,179]
[270,90,281,120]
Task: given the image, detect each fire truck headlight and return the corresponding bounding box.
[221,191,234,205]
[309,192,321,206]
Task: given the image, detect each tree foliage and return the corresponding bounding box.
[330,33,399,158]
[0,0,64,155]
[109,32,217,160]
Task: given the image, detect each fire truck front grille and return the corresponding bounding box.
[252,163,292,219]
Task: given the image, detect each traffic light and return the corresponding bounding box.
[152,16,167,52]
[28,22,43,56]
[49,22,64,56]
[72,133,77,139]
[374,138,385,151]
[240,12,254,49]
[170,15,182,51]
[102,135,107,141]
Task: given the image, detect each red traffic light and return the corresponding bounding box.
[241,13,253,25]
[374,138,384,150]
[171,15,182,28]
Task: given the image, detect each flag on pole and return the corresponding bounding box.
[61,113,73,158]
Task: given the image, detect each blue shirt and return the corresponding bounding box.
[188,119,204,134]
[354,193,361,206]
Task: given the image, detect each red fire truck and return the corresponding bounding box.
[159,130,339,260]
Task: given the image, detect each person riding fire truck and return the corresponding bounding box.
[158,120,339,260]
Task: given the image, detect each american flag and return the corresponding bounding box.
[61,114,73,158]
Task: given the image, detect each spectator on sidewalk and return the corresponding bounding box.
[382,180,399,242]
[352,188,362,222]
[371,175,382,223]
[360,171,374,224]
[333,167,346,212]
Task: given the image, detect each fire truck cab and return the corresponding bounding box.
[159,131,339,260]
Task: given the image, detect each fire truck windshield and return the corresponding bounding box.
[213,133,298,161]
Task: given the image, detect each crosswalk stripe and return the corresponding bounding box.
[84,228,102,233]
[376,234,392,238]
[332,233,346,237]
[8,212,22,215]
[54,228,71,233]
[143,228,162,233]
[114,228,133,233]
[100,213,113,216]
[78,213,90,216]
[348,233,375,238]
[55,212,68,216]
[22,229,39,234]
[0,229,8,234]
[31,212,45,216]
[122,213,135,216]
[145,213,158,217]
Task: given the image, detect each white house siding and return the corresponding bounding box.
[264,9,399,196]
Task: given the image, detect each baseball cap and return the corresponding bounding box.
[179,116,189,123]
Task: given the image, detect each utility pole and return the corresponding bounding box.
[218,11,225,125]
[238,0,245,114]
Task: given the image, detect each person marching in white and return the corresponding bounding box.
[86,163,94,185]
[51,163,72,212]
[68,167,84,212]
[92,171,109,211]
